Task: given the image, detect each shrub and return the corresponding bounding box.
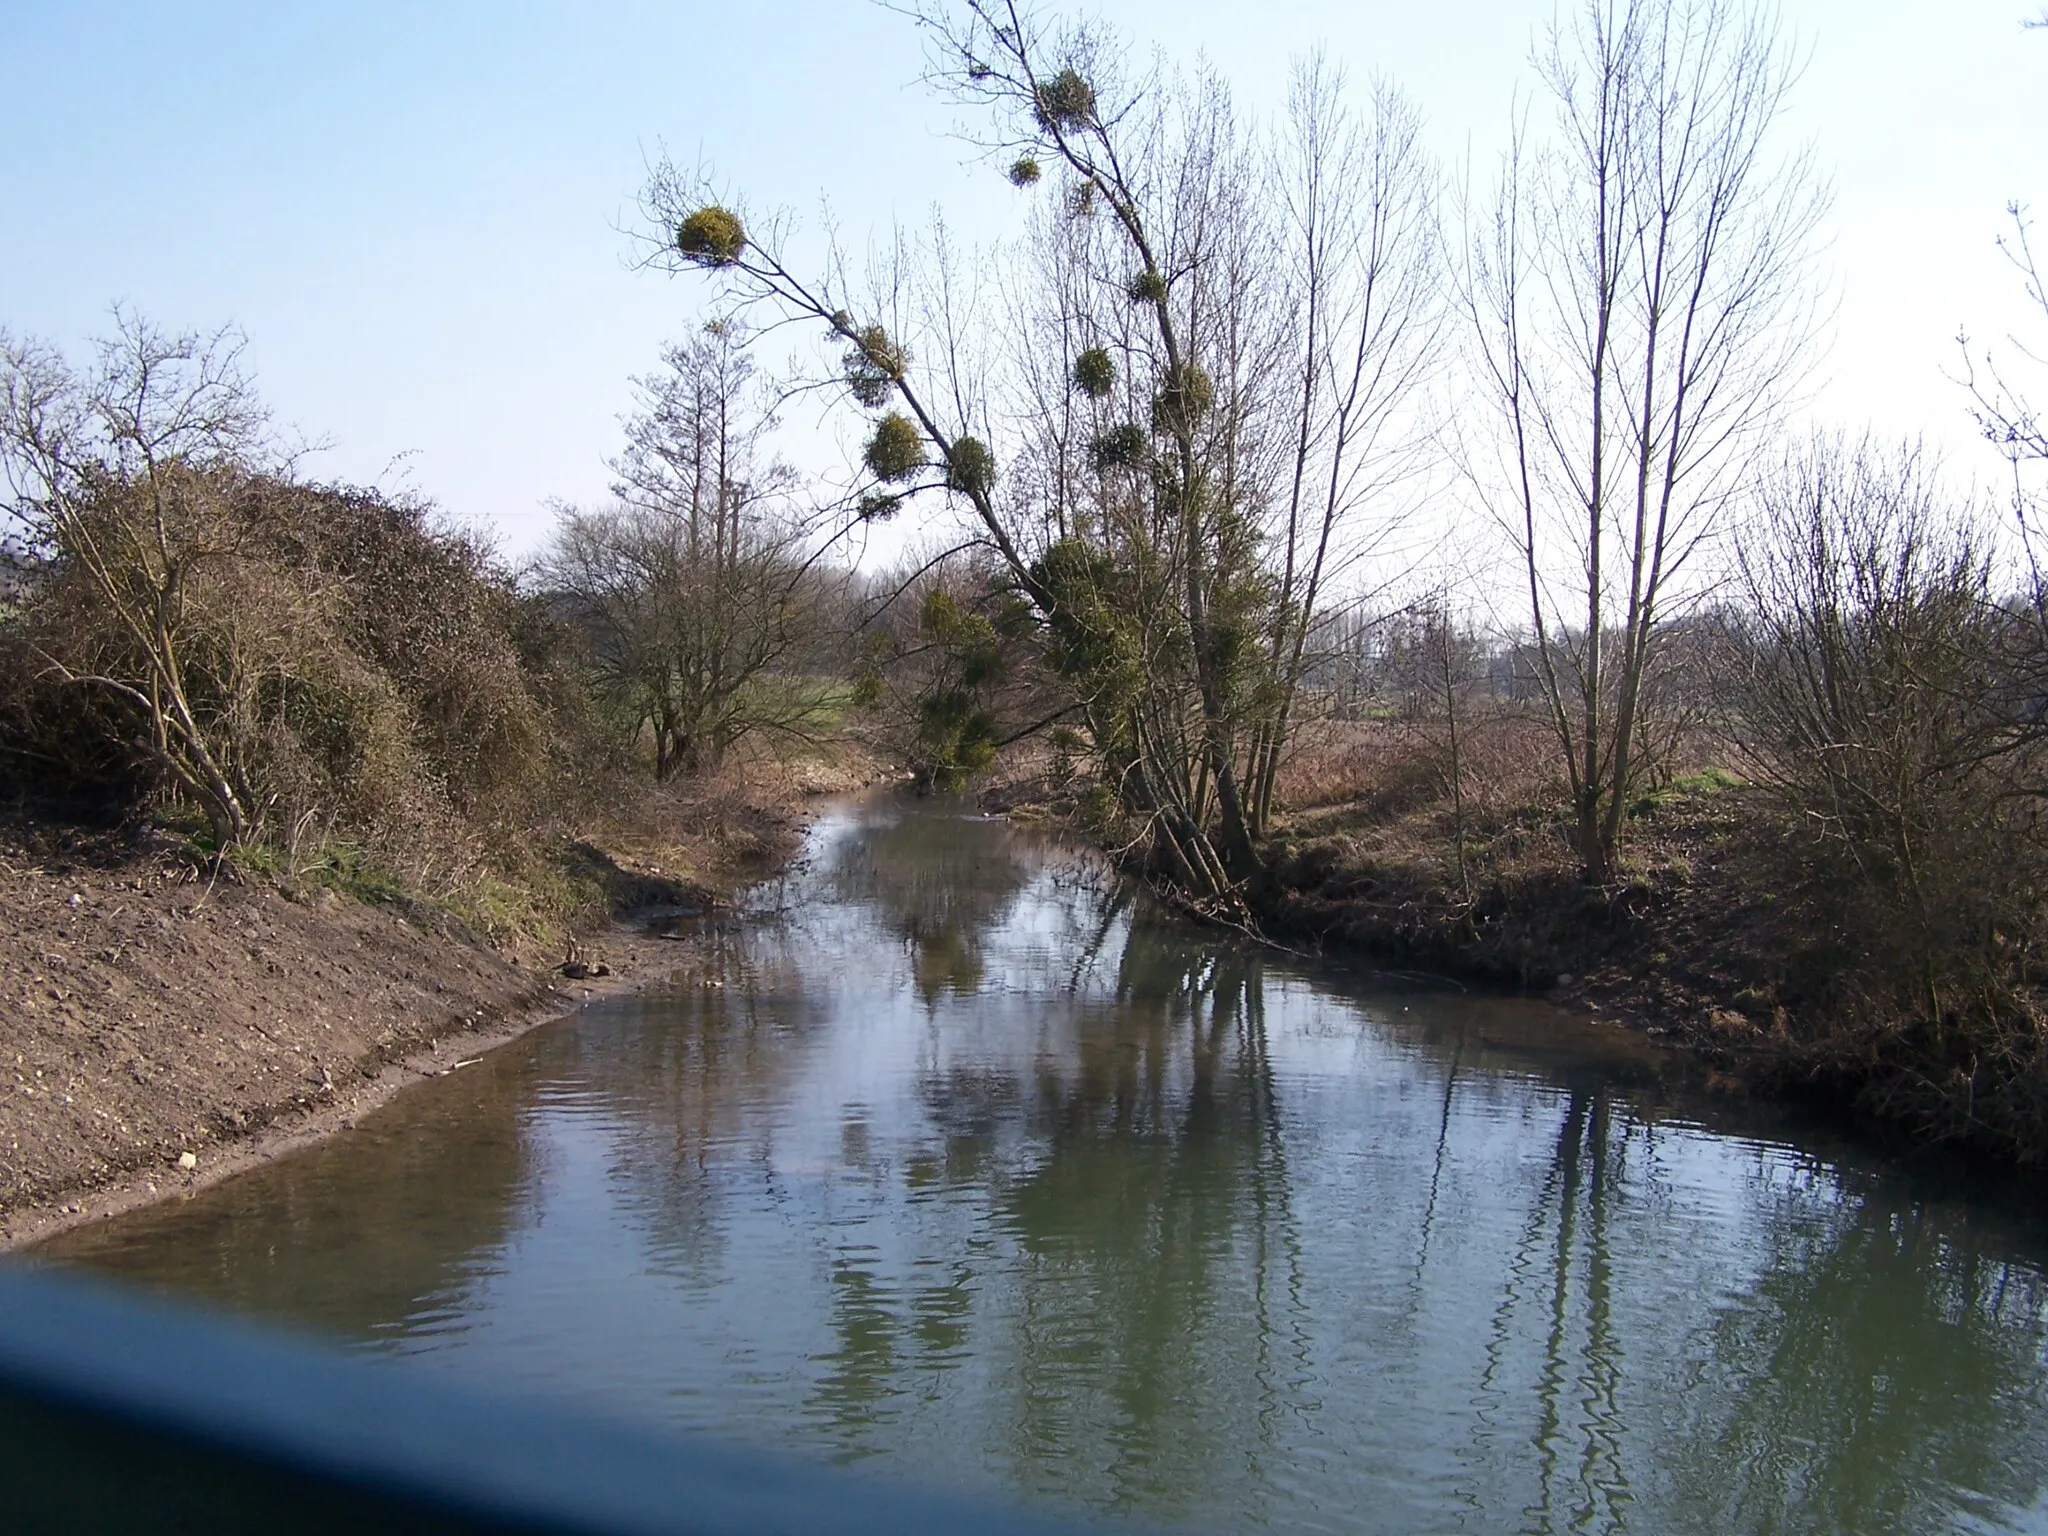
[1072,347,1115,400]
[1150,363,1215,434]
[1733,437,2048,1148]
[675,206,746,268]
[864,412,926,482]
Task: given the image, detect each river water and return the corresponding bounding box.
[40,796,2048,1534]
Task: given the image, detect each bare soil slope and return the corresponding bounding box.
[0,827,559,1240]
[0,760,851,1246]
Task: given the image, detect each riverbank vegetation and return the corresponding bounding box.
[0,316,844,1230]
[0,313,857,944]
[5,0,2048,1173]
[643,0,2048,1162]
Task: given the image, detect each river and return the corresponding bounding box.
[38,795,2048,1534]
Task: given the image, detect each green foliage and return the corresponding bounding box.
[904,586,1009,790]
[914,689,999,790]
[1069,181,1097,217]
[1030,538,1146,716]
[1127,268,1168,305]
[1033,68,1097,130]
[842,323,904,408]
[1076,782,1121,832]
[919,588,966,638]
[945,436,995,498]
[1625,765,1747,816]
[863,412,927,482]
[1150,362,1216,434]
[675,206,746,268]
[858,491,902,521]
[1008,156,1042,187]
[1072,347,1116,400]
[1087,423,1148,471]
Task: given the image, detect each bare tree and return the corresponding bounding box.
[538,324,839,777]
[1248,56,1446,833]
[1962,203,2048,578]
[0,313,281,848]
[1463,0,1826,883]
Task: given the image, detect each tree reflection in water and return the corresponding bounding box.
[42,796,2048,1535]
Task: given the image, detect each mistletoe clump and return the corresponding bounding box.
[1008,156,1042,187]
[1151,363,1215,433]
[1072,346,1115,399]
[945,436,995,498]
[843,324,905,408]
[675,206,746,267]
[1033,68,1097,130]
[1126,268,1167,305]
[1087,423,1148,471]
[864,412,926,483]
[858,491,901,521]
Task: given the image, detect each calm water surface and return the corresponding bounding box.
[41,797,2048,1534]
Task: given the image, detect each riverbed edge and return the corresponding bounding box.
[983,772,2048,1173]
[0,775,870,1253]
[0,942,679,1254]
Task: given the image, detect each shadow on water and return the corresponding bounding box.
[37,794,2048,1534]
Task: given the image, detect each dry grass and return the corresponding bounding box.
[1274,712,1566,828]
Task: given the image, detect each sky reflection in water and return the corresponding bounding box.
[46,798,2048,1535]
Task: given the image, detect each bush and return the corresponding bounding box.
[842,324,904,408]
[1087,423,1148,471]
[1733,437,2048,1149]
[1150,363,1215,433]
[1033,68,1096,130]
[0,469,583,881]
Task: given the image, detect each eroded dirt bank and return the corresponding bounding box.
[0,777,833,1250]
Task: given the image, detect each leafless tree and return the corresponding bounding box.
[0,313,282,848]
[1246,55,1446,832]
[1463,0,1826,883]
[1961,203,2048,589]
[537,324,841,776]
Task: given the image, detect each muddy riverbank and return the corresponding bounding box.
[0,772,841,1249]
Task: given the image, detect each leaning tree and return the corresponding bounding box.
[645,2,1439,911]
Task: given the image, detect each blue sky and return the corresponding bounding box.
[3,2,2042,554]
